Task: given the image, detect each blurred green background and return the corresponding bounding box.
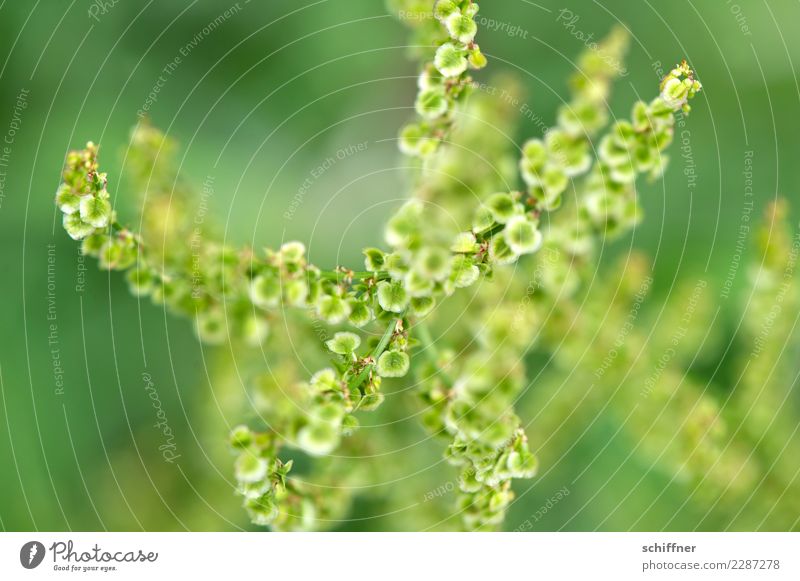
[0,0,798,531]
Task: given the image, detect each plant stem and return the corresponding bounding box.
[348,314,404,392]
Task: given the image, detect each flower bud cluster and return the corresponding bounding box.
[519,27,630,212]
[399,1,487,158]
[579,62,702,237]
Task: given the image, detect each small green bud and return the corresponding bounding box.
[468,45,487,69]
[243,313,270,346]
[472,205,495,231]
[377,280,409,313]
[325,331,361,354]
[126,266,155,296]
[434,43,468,78]
[489,235,517,265]
[376,350,410,378]
[450,255,479,288]
[81,232,108,256]
[79,194,112,228]
[341,414,360,436]
[229,425,253,449]
[279,241,306,264]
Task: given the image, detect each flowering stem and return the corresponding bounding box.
[348,315,404,393]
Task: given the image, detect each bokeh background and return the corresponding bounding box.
[0,0,798,531]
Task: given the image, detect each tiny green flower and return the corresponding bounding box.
[283,278,308,307]
[434,42,468,78]
[325,331,361,354]
[410,296,436,317]
[416,247,451,281]
[376,350,410,378]
[377,280,409,313]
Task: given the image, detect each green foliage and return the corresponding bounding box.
[52,3,711,531]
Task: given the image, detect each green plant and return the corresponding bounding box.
[54,1,703,530]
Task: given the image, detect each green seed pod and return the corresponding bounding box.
[451,231,477,253]
[415,88,449,119]
[468,45,487,70]
[445,13,477,44]
[347,300,373,327]
[296,422,340,456]
[249,273,281,309]
[472,205,495,231]
[63,213,96,240]
[415,247,451,281]
[433,0,458,21]
[377,280,409,313]
[363,247,386,272]
[316,293,351,323]
[126,266,155,296]
[410,296,436,316]
[434,42,468,78]
[484,192,518,224]
[235,452,268,484]
[56,184,80,214]
[279,241,306,264]
[376,350,410,378]
[79,194,112,228]
[341,414,360,436]
[325,331,361,354]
